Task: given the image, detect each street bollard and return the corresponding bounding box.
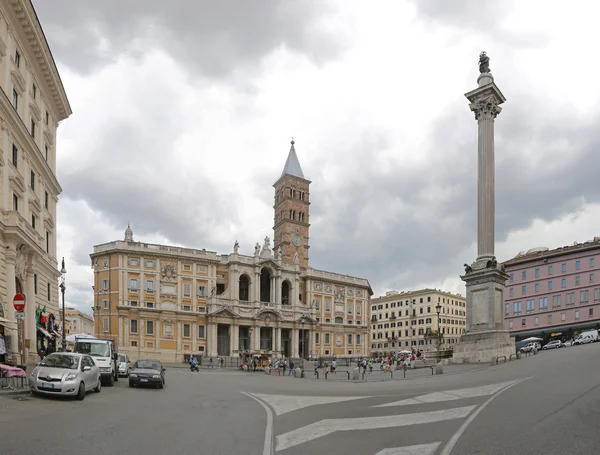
[436,363,444,375]
[516,351,522,360]
[295,368,303,378]
[352,368,359,380]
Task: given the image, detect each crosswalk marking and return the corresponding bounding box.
[373,380,520,408]
[374,442,441,455]
[250,393,370,416]
[275,405,476,452]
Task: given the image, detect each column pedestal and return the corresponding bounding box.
[453,259,514,363]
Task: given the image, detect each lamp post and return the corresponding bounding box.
[60,257,67,352]
[435,303,442,361]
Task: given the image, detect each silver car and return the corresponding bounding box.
[29,352,101,400]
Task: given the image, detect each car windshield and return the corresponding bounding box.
[75,342,109,357]
[40,354,79,370]
[119,354,127,362]
[134,360,161,370]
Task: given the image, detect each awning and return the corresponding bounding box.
[0,316,17,329]
[52,330,63,340]
[37,326,54,338]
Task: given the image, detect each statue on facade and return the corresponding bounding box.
[464,263,473,274]
[254,242,261,256]
[264,236,271,250]
[233,240,239,254]
[277,248,283,261]
[478,51,490,74]
[293,252,299,265]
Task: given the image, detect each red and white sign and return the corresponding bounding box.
[13,293,25,312]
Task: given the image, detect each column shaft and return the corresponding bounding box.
[25,269,37,363]
[477,115,496,259]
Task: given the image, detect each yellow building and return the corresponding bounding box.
[370,289,466,357]
[0,1,71,364]
[90,142,372,362]
[63,307,94,336]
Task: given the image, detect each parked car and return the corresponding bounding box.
[563,339,575,347]
[29,352,101,400]
[129,359,166,389]
[520,342,539,353]
[574,329,599,345]
[118,354,131,377]
[542,340,562,350]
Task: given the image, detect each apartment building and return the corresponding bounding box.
[370,288,466,357]
[503,238,600,341]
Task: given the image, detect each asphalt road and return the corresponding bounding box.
[1,343,599,455]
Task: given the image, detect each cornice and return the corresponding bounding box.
[7,0,72,120]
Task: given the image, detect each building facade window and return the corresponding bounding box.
[562,263,567,272]
[548,281,553,290]
[183,324,190,338]
[146,320,154,335]
[548,266,553,274]
[576,261,580,270]
[198,325,205,338]
[103,318,109,332]
[535,268,539,277]
[130,320,138,333]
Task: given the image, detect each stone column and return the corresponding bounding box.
[232,323,239,356]
[469,72,502,261]
[230,323,236,357]
[275,275,281,305]
[310,328,316,358]
[251,271,257,303]
[453,53,514,364]
[25,264,37,364]
[291,327,299,358]
[4,245,18,360]
[118,317,124,347]
[276,326,282,355]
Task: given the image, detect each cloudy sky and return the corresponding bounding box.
[33,0,600,314]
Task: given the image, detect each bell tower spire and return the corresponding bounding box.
[273,140,311,268]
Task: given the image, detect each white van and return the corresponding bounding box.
[574,330,599,345]
[73,338,119,385]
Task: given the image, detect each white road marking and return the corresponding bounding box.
[242,392,274,455]
[374,442,441,455]
[438,377,531,455]
[374,380,521,407]
[275,405,476,452]
[251,393,371,416]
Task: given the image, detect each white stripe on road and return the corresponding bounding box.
[439,378,530,455]
[373,380,520,407]
[242,392,274,455]
[275,405,476,452]
[251,393,370,416]
[374,442,441,455]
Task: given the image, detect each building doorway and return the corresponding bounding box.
[238,326,250,351]
[260,327,272,351]
[217,325,230,356]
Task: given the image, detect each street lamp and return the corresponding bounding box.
[435,303,442,360]
[60,257,67,352]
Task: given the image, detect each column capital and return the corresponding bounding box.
[469,94,502,121]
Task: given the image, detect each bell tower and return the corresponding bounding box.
[273,140,311,268]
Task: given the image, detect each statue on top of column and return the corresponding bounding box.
[478,51,490,74]
[254,242,261,256]
[263,236,271,250]
[233,240,239,254]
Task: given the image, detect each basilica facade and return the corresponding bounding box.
[91,142,372,362]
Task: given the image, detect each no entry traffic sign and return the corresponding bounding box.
[13,293,25,312]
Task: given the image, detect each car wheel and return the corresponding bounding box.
[76,382,86,401]
[107,374,115,387]
[129,381,134,388]
[159,379,164,389]
[94,378,102,393]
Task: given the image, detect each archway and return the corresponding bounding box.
[260,268,272,303]
[281,280,291,305]
[239,275,250,301]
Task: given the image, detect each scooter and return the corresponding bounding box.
[190,362,199,372]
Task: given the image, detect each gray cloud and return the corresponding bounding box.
[33,0,343,78]
[307,93,600,293]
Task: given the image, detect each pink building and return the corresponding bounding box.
[503,238,600,342]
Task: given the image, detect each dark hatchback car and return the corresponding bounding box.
[128,359,166,389]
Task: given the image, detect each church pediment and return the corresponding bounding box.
[255,307,283,321]
[295,314,318,324]
[209,305,240,319]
